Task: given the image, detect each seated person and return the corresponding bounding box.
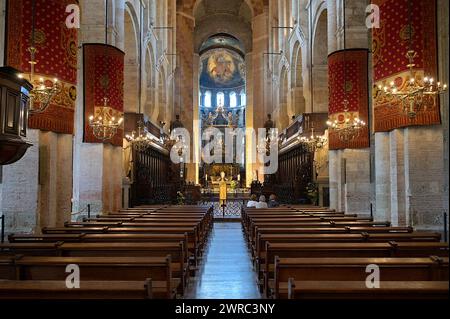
[268,194,280,208]
[255,195,268,209]
[247,194,258,208]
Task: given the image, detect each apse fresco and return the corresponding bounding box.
[200,49,245,88]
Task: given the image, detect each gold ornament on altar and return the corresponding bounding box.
[219,171,227,205]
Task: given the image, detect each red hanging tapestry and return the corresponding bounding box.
[372,0,440,132]
[6,0,78,134]
[83,44,124,147]
[328,49,370,150]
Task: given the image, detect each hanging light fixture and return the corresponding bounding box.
[88,0,123,141]
[89,97,123,140]
[19,0,61,114]
[125,2,150,151]
[125,120,150,152]
[298,126,328,152]
[376,0,447,118]
[326,0,366,142]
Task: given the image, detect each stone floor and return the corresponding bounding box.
[184,222,262,299]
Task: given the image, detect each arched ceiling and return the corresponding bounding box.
[193,0,253,53]
[199,34,245,56]
[194,0,252,22]
[177,0,266,17]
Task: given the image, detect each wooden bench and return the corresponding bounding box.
[247,221,392,244]
[8,234,86,243]
[14,255,176,299]
[0,279,154,299]
[249,226,415,248]
[285,280,449,300]
[58,242,187,294]
[272,257,449,298]
[262,242,449,296]
[255,233,441,263]
[1,243,63,257]
[0,256,16,280]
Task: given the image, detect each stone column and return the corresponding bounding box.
[251,11,269,181]
[38,132,73,228]
[438,0,449,240]
[175,11,195,183]
[374,132,391,222]
[72,0,125,215]
[327,0,371,214]
[372,1,447,232]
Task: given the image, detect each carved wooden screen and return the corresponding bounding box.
[131,146,173,206]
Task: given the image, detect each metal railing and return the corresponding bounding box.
[71,204,91,221]
[1,215,4,244]
[200,197,248,218]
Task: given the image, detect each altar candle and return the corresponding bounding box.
[237,174,240,181]
[205,174,208,181]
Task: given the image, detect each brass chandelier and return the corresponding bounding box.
[377,0,447,118]
[326,0,366,142]
[125,120,150,152]
[89,97,123,141]
[298,127,328,152]
[88,0,123,141]
[327,100,366,141]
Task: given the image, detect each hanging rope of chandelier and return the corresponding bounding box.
[88,0,123,141]
[326,0,366,142]
[125,1,151,152]
[376,0,447,118]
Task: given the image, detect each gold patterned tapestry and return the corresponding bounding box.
[6,0,78,134]
[83,44,124,147]
[328,49,370,150]
[372,0,440,132]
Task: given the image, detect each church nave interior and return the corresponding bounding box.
[0,0,448,303]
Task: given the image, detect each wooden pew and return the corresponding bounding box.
[15,255,176,299]
[262,242,449,296]
[58,242,187,294]
[272,257,449,298]
[255,232,441,263]
[0,279,154,299]
[249,226,414,248]
[6,233,197,274]
[63,222,204,256]
[286,280,449,300]
[8,234,86,243]
[0,243,63,257]
[42,227,200,266]
[247,221,392,244]
[0,256,16,280]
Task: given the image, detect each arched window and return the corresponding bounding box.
[240,90,246,106]
[230,91,237,108]
[199,91,203,106]
[204,91,212,107]
[217,92,225,107]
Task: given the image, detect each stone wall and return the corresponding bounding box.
[1,130,39,234]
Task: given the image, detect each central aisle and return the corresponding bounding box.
[185,222,262,299]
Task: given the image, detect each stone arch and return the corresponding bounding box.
[278,66,290,129]
[311,7,328,113]
[124,2,139,113]
[156,68,167,123]
[290,41,306,115]
[144,43,156,117]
